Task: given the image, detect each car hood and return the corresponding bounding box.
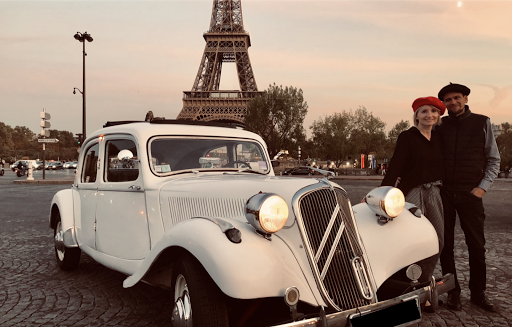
[157,173,325,229]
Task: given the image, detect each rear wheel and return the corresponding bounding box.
[53,212,81,270]
[171,253,228,327]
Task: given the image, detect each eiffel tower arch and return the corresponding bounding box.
[177,0,263,124]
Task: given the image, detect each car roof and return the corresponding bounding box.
[86,121,267,147]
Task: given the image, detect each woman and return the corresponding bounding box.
[381,96,445,290]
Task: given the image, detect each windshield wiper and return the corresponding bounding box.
[237,168,266,175]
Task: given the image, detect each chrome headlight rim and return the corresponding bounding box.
[245,193,289,234]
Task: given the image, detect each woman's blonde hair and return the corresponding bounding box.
[413,105,442,127]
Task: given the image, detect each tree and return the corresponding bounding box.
[309,112,351,162]
[0,123,15,162]
[496,122,512,171]
[347,106,387,166]
[384,120,410,159]
[0,122,80,162]
[308,106,387,168]
[245,84,308,157]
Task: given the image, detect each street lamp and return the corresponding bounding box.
[73,31,93,144]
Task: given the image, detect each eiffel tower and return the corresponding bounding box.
[176,0,262,124]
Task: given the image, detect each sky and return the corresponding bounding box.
[1,0,512,139]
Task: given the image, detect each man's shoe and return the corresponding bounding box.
[471,292,496,312]
[446,292,462,311]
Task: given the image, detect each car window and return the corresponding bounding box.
[149,137,269,175]
[82,143,99,183]
[104,139,139,182]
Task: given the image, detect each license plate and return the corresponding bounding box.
[349,296,421,327]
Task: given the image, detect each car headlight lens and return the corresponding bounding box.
[245,193,289,234]
[365,186,405,219]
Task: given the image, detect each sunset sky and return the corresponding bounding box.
[1,0,511,139]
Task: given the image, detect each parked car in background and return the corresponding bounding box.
[70,161,78,169]
[63,162,74,169]
[49,120,454,327]
[282,166,318,176]
[47,162,64,170]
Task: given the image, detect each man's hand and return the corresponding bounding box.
[471,187,486,198]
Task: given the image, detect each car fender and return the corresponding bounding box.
[352,202,438,288]
[123,217,320,306]
[49,189,78,247]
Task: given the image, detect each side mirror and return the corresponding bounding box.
[271,160,280,168]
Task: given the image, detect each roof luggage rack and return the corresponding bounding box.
[103,119,244,129]
[103,121,145,127]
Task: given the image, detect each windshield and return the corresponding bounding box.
[149,137,269,175]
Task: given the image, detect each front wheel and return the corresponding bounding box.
[171,253,229,327]
[54,213,81,271]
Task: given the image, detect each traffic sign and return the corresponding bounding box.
[40,112,51,120]
[38,138,59,143]
[40,121,51,128]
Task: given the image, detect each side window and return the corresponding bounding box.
[104,139,139,183]
[82,143,99,183]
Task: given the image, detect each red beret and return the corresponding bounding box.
[412,96,446,115]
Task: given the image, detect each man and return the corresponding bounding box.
[436,83,500,312]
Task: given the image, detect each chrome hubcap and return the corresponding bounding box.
[172,274,192,327]
[54,222,65,261]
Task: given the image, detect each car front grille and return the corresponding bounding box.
[296,186,374,311]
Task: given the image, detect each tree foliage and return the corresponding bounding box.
[310,112,351,161]
[245,84,308,157]
[309,106,387,167]
[384,119,411,159]
[496,122,512,171]
[0,123,79,164]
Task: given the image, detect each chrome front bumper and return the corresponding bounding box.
[274,273,454,327]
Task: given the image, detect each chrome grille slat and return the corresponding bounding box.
[320,220,345,280]
[314,204,340,263]
[296,186,374,311]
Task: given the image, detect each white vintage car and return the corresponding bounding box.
[50,120,453,327]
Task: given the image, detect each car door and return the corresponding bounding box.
[74,140,100,249]
[95,136,150,260]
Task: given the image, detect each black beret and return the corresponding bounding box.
[438,83,471,101]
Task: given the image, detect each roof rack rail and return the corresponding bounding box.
[103,119,245,129]
[103,121,145,128]
[150,119,243,129]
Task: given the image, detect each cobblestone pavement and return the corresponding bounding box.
[1,174,511,326]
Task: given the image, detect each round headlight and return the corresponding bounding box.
[245,193,289,234]
[365,186,405,219]
[383,187,405,217]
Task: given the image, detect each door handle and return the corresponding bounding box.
[129,185,141,190]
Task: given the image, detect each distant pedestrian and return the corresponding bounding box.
[381,96,446,306]
[436,83,500,312]
[381,164,386,175]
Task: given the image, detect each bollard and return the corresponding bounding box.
[27,161,34,180]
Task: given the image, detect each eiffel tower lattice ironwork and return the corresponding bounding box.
[176,0,262,124]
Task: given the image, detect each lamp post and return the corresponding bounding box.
[73,31,93,144]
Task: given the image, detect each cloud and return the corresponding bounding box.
[478,84,512,109]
